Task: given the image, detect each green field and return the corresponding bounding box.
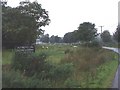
[2,44,118,88]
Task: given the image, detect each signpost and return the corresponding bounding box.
[15,45,35,53]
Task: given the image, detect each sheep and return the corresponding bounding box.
[46,47,48,49]
[73,46,77,48]
[42,46,45,49]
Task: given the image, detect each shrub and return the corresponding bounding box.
[35,61,55,80]
[81,40,101,47]
[12,52,31,71]
[49,63,74,80]
[2,70,52,88]
[32,62,74,82]
[25,74,52,88]
[12,52,48,76]
[11,50,74,87]
[2,70,25,88]
[91,40,101,47]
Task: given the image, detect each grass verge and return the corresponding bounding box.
[88,60,118,88]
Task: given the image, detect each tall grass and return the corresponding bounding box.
[61,47,118,88]
[2,45,118,88]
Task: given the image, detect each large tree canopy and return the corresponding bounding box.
[2,1,50,48]
[18,1,50,28]
[63,22,98,43]
[2,7,37,48]
[63,31,77,43]
[76,22,98,42]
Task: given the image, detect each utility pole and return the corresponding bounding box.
[99,26,104,34]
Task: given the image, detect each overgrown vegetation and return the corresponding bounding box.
[2,45,118,88]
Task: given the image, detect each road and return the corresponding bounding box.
[102,47,120,89]
[102,47,120,54]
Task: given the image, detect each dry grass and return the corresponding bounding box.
[60,47,118,87]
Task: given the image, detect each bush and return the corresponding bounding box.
[91,40,101,47]
[25,74,52,88]
[49,63,74,80]
[2,70,25,88]
[12,52,31,71]
[2,70,52,88]
[12,52,48,76]
[81,40,101,47]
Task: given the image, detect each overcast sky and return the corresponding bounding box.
[7,0,119,37]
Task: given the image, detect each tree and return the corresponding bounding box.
[40,34,49,43]
[2,7,37,48]
[54,35,61,43]
[2,1,50,48]
[49,35,63,43]
[18,1,50,28]
[113,26,120,42]
[101,30,112,43]
[63,32,77,43]
[49,35,55,43]
[76,22,98,43]
[58,37,63,43]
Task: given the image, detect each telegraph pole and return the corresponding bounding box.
[99,26,104,34]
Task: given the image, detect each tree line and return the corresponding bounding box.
[39,22,120,45]
[63,23,120,44]
[2,1,120,48]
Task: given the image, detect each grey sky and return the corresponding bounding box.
[7,0,119,37]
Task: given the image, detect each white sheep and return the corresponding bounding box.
[73,46,77,48]
[42,46,45,49]
[46,47,48,49]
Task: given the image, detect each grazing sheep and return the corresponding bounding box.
[42,46,45,49]
[73,46,77,48]
[46,47,48,49]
